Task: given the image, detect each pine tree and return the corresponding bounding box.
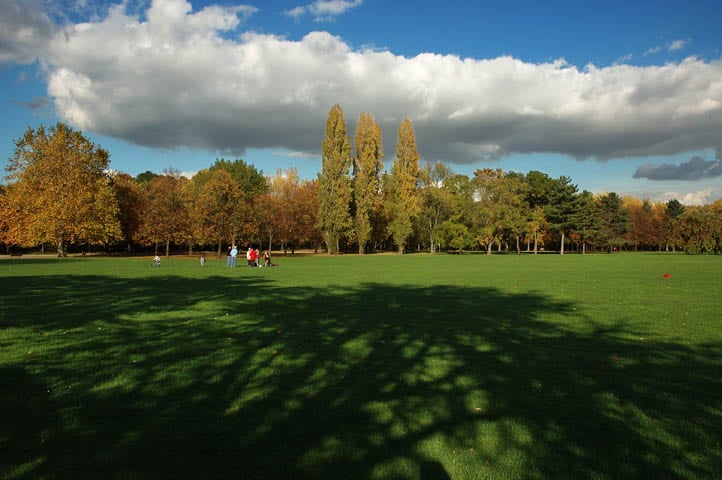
[318,104,353,254]
[353,112,383,254]
[387,118,420,254]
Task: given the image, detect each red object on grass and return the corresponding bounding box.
[663,273,671,278]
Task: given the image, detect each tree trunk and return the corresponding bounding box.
[560,231,566,255]
[165,237,170,258]
[533,231,538,255]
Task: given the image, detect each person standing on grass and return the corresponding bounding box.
[230,245,238,267]
[246,246,252,266]
[226,245,232,267]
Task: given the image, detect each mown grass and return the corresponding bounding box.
[1,253,721,479]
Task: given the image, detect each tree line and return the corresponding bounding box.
[2,111,721,257]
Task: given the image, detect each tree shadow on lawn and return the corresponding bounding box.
[1,274,721,479]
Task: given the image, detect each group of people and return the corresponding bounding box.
[226,245,271,268]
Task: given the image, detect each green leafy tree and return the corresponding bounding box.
[593,192,630,252]
[665,198,686,251]
[569,190,596,253]
[418,162,455,253]
[545,176,579,254]
[318,104,353,254]
[472,169,527,254]
[353,112,384,254]
[386,118,421,254]
[4,123,121,256]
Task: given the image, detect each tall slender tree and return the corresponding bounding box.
[386,118,421,254]
[353,112,383,254]
[318,104,353,254]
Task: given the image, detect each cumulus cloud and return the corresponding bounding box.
[285,0,363,22]
[4,0,722,171]
[656,188,716,206]
[0,0,56,63]
[633,155,722,181]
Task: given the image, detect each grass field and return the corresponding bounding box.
[1,253,721,479]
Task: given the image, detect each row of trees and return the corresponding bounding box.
[2,116,721,257]
[316,105,722,255]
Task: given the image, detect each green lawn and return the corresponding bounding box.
[1,253,721,479]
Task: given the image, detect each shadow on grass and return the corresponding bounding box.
[1,273,721,479]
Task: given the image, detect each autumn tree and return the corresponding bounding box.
[4,123,121,256]
[138,172,191,257]
[318,104,353,254]
[192,169,244,257]
[624,197,661,251]
[257,168,306,253]
[386,118,421,254]
[111,173,145,253]
[294,179,322,252]
[193,158,267,245]
[353,112,384,254]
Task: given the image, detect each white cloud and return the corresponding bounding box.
[643,46,661,56]
[613,53,633,65]
[285,0,363,22]
[669,38,690,52]
[656,188,716,206]
[5,0,722,173]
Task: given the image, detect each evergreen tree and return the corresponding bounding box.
[318,104,353,254]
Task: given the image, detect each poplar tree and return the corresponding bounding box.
[353,112,383,254]
[387,118,420,254]
[318,104,353,254]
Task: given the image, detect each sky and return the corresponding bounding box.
[1,0,721,205]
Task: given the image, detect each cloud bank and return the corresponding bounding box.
[2,0,722,170]
[633,155,722,181]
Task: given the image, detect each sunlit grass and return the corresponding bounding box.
[1,252,721,479]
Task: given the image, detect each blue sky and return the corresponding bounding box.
[1,0,721,204]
